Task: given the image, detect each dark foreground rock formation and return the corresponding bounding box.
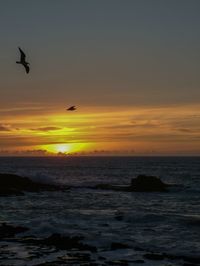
[0,223,199,266]
[22,233,97,252]
[0,223,29,239]
[130,174,169,192]
[95,175,169,192]
[0,173,66,196]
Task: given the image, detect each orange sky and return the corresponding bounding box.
[0,103,199,156]
[0,2,200,156]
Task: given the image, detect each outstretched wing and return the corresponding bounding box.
[23,64,30,74]
[18,47,26,62]
[67,106,76,111]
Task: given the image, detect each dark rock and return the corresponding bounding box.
[98,256,106,260]
[183,263,198,266]
[132,260,145,263]
[115,215,123,221]
[107,260,129,265]
[22,233,97,252]
[143,252,200,264]
[163,253,200,264]
[35,261,64,266]
[143,253,165,260]
[0,173,67,196]
[134,246,145,251]
[94,175,169,192]
[0,223,29,239]
[110,242,130,250]
[182,256,200,264]
[130,175,168,192]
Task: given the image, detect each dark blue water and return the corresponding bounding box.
[0,156,199,265]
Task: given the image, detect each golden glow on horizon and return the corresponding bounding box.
[41,143,91,154]
[0,104,200,155]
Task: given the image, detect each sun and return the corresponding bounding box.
[40,143,91,155]
[56,144,70,153]
[45,144,71,154]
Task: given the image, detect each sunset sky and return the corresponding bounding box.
[0,0,200,155]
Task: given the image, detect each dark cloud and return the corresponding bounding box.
[0,125,10,131]
[31,126,62,132]
[177,128,194,133]
[0,149,48,156]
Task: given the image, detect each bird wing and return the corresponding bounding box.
[23,64,30,74]
[18,47,26,62]
[67,106,75,110]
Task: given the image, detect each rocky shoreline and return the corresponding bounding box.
[0,173,172,197]
[0,173,197,265]
[94,175,170,192]
[0,223,199,265]
[0,173,68,196]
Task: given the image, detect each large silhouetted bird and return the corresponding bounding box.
[16,47,30,74]
[66,106,76,111]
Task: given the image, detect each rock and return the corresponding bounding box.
[134,246,145,251]
[98,256,106,260]
[183,263,198,266]
[22,233,97,252]
[181,256,200,264]
[110,242,130,250]
[130,175,168,192]
[115,215,123,221]
[163,253,200,264]
[0,223,29,239]
[143,252,200,264]
[143,253,165,260]
[94,175,169,192]
[107,260,129,265]
[0,173,67,196]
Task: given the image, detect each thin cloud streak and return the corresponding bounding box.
[0,104,199,155]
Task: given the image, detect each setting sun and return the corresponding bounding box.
[55,144,70,153]
[40,143,91,155]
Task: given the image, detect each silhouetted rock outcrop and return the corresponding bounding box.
[0,223,28,239]
[0,173,66,196]
[94,175,169,192]
[110,242,130,250]
[143,253,165,260]
[130,175,168,192]
[22,233,97,252]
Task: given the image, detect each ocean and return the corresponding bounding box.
[0,156,199,265]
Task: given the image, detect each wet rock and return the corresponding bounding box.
[0,223,29,239]
[22,233,97,252]
[134,246,145,251]
[94,175,169,192]
[130,175,168,192]
[143,253,165,260]
[35,261,65,266]
[110,242,130,250]
[181,256,200,264]
[35,252,94,265]
[0,173,67,196]
[115,215,123,221]
[143,252,200,264]
[107,260,129,265]
[183,263,198,266]
[132,260,145,264]
[98,256,106,260]
[163,253,200,264]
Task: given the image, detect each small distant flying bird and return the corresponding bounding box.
[66,106,76,111]
[16,47,30,74]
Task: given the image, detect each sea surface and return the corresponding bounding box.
[0,156,200,265]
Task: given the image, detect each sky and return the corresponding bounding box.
[0,0,200,156]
